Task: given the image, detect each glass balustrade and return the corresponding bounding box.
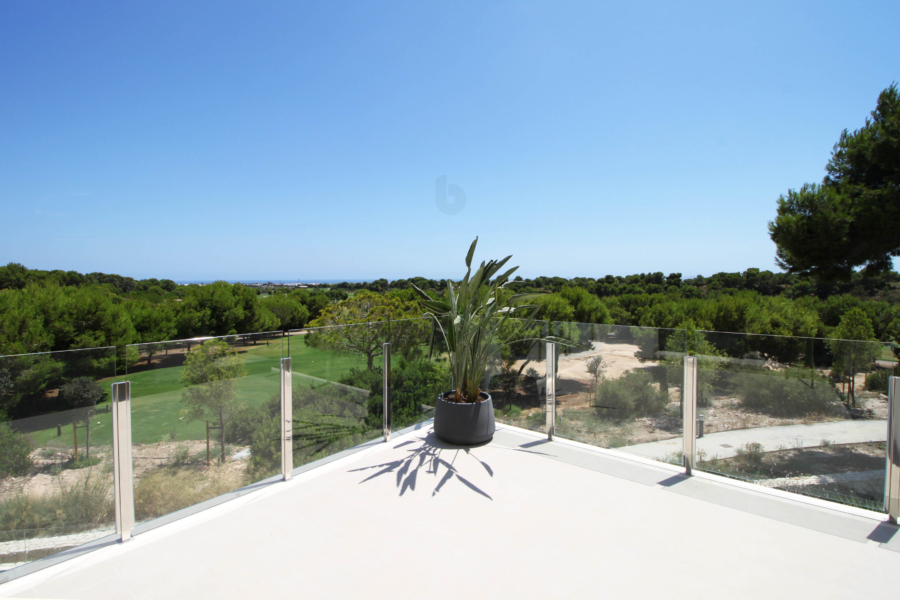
[1,319,895,576]
[549,323,686,467]
[693,330,888,510]
[125,332,283,525]
[0,347,117,573]
[491,320,549,435]
[286,321,388,466]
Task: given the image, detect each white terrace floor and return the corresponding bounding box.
[2,423,899,600]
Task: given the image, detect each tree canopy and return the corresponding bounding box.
[305,290,425,369]
[770,84,900,280]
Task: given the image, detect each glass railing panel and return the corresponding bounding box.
[492,319,549,435]
[126,332,283,525]
[386,317,449,431]
[552,323,685,466]
[287,322,388,467]
[0,347,117,573]
[694,330,887,511]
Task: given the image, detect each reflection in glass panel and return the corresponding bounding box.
[287,318,447,466]
[126,332,283,525]
[491,320,548,434]
[388,317,450,431]
[0,347,117,573]
[287,321,384,466]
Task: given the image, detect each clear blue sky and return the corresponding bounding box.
[1,1,897,282]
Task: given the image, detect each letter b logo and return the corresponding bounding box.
[435,175,466,215]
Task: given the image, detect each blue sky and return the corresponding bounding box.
[1,1,897,282]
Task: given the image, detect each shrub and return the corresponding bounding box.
[59,377,104,412]
[734,442,766,469]
[172,445,191,467]
[595,369,668,420]
[525,409,544,429]
[339,360,447,430]
[0,423,33,478]
[866,369,891,392]
[64,456,102,470]
[490,366,520,408]
[224,402,273,445]
[504,405,522,419]
[735,371,841,417]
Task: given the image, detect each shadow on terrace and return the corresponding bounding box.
[352,432,496,500]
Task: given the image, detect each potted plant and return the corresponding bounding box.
[413,238,566,445]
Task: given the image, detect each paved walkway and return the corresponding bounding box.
[620,420,888,462]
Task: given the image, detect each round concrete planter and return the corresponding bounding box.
[434,391,495,446]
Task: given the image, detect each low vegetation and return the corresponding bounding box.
[0,467,113,533]
[731,371,842,418]
[593,369,669,420]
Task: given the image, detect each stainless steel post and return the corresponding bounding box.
[383,342,391,442]
[683,356,698,475]
[281,357,293,481]
[546,342,557,440]
[886,377,900,522]
[111,381,134,542]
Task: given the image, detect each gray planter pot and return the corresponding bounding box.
[434,391,495,446]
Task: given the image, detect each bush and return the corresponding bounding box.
[0,423,33,478]
[866,369,891,392]
[735,371,841,417]
[339,359,448,430]
[595,369,668,420]
[734,442,766,469]
[224,402,274,445]
[172,445,191,467]
[525,409,544,429]
[64,456,102,470]
[502,405,522,419]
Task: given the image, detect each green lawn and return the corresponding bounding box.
[26,339,369,449]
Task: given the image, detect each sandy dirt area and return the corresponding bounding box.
[498,341,886,449]
[0,441,250,501]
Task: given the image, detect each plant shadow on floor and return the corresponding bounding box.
[350,431,493,500]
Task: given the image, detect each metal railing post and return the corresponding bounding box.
[886,377,900,523]
[111,381,134,542]
[281,357,293,481]
[383,342,391,442]
[546,342,557,440]
[683,356,698,475]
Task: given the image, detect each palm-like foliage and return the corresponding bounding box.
[413,238,572,403]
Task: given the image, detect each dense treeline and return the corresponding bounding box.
[0,263,335,358]
[330,269,900,343]
[3,262,899,364]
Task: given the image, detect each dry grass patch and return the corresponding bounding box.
[134,465,246,521]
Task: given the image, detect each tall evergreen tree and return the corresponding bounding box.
[769,84,900,280]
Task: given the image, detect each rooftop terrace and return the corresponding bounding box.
[1,320,899,598]
[0,422,898,599]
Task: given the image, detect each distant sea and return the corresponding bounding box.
[173,279,370,285]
